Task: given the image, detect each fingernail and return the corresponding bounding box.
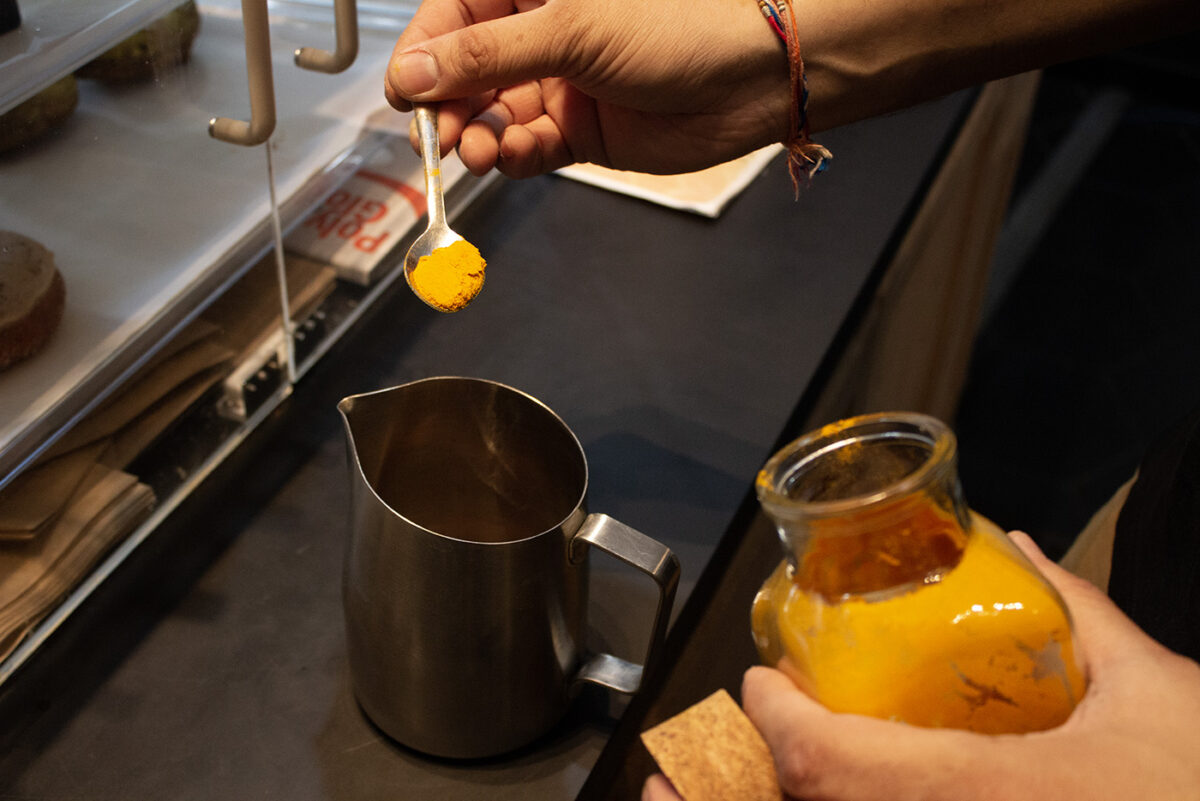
[392,50,438,97]
[498,134,515,162]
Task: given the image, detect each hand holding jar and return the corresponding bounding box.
[643,412,1200,801]
[738,529,1200,800]
[643,529,1200,801]
[750,414,1085,734]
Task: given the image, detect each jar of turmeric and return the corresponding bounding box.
[751,412,1086,733]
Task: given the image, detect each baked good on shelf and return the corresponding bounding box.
[0,231,66,372]
[76,1,201,83]
[0,75,78,155]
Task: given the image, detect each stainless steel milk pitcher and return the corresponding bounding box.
[338,376,680,758]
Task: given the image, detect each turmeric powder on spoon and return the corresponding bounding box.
[403,105,487,313]
[409,239,486,312]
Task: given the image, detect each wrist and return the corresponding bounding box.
[730,0,796,146]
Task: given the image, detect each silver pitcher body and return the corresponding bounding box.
[339,376,679,758]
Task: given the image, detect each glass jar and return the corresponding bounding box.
[750,412,1086,733]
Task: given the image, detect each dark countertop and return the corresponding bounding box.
[0,90,971,799]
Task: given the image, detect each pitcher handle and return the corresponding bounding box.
[569,514,680,694]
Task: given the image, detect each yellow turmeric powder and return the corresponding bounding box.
[410,239,486,312]
[752,512,1085,733]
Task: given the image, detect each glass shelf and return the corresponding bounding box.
[0,0,416,486]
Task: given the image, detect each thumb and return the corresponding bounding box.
[386,7,574,103]
[742,666,1020,801]
[1006,530,1177,679]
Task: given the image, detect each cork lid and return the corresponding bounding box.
[0,231,58,327]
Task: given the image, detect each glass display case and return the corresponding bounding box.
[0,0,493,683]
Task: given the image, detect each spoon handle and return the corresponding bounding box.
[414,104,449,227]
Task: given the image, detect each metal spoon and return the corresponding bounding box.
[403,103,482,311]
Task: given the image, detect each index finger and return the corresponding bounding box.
[742,666,1016,801]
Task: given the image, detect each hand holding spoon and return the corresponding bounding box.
[403,104,485,313]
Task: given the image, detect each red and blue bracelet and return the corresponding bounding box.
[757,0,831,193]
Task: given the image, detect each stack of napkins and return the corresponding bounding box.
[0,322,234,661]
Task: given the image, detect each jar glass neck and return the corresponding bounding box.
[756,413,971,600]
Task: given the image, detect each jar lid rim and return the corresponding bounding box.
[755,411,957,518]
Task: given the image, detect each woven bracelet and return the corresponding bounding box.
[757,0,831,194]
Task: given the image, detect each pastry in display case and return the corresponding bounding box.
[0,230,65,370]
[76,1,201,83]
[0,73,76,154]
